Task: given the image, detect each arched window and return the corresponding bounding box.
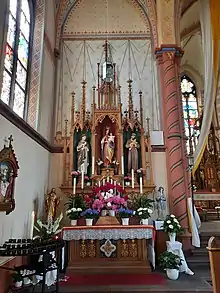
[181,75,200,155]
[1,0,32,118]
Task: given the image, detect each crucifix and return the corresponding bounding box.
[8,135,13,147]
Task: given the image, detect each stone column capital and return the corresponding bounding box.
[155,46,184,64]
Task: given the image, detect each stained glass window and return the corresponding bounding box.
[0,0,32,118]
[181,75,200,154]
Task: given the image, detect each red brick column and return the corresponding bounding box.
[156,46,190,233]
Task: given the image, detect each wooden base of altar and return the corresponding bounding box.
[67,239,151,274]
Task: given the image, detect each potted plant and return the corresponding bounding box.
[81,209,99,226]
[12,273,23,288]
[34,213,63,239]
[117,208,134,225]
[66,207,82,225]
[163,214,183,243]
[124,176,132,186]
[158,251,182,280]
[136,207,153,225]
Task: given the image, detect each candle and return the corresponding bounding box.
[81,170,84,189]
[30,211,35,239]
[114,180,116,185]
[107,176,109,182]
[73,177,76,194]
[131,169,134,189]
[140,176,143,194]
[92,156,95,174]
[121,156,124,175]
[103,179,105,186]
[110,179,113,184]
[98,181,101,187]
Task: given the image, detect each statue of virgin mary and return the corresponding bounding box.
[77,134,90,174]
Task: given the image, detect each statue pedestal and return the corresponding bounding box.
[101,167,115,178]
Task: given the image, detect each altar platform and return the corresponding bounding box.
[62,225,155,275]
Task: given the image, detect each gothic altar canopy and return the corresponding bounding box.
[61,41,155,194]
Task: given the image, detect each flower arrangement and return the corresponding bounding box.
[158,251,182,270]
[34,213,63,239]
[81,208,99,219]
[163,214,183,234]
[133,193,154,210]
[124,176,132,182]
[71,170,80,177]
[65,194,87,212]
[136,207,153,219]
[66,207,82,220]
[117,208,134,218]
[96,159,103,166]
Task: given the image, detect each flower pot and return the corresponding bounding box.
[101,210,107,216]
[125,181,131,186]
[166,269,179,280]
[109,210,115,217]
[168,232,176,243]
[14,281,22,288]
[71,219,77,226]
[86,218,93,226]
[122,218,129,225]
[141,218,148,225]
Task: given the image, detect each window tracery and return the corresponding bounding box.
[181,75,200,154]
[1,0,32,118]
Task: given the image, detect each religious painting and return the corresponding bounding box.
[0,136,19,214]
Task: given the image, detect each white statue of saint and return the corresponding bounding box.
[77,134,89,174]
[156,186,166,220]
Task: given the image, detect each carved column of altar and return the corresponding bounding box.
[156,47,190,234]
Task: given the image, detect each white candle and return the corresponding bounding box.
[103,179,105,186]
[110,179,113,184]
[107,176,109,182]
[121,156,124,175]
[92,156,95,174]
[30,211,35,239]
[140,176,143,194]
[98,181,101,187]
[114,180,116,185]
[73,177,76,194]
[131,169,134,189]
[81,170,84,189]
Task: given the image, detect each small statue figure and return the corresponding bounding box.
[45,188,60,221]
[199,169,205,189]
[0,164,13,201]
[156,186,166,220]
[125,133,140,173]
[101,127,115,166]
[77,134,90,174]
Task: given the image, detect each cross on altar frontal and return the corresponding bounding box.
[60,40,155,195]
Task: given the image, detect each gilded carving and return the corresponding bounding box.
[80,240,87,258]
[88,240,96,257]
[129,239,138,257]
[100,239,116,257]
[121,240,129,257]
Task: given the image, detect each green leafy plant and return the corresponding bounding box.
[158,251,182,270]
[163,214,184,234]
[132,193,154,210]
[136,207,153,219]
[34,213,63,239]
[65,194,87,211]
[12,273,22,282]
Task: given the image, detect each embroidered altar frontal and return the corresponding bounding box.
[63,226,154,274]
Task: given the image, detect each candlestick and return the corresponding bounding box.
[121,156,124,175]
[81,170,84,189]
[140,176,143,194]
[92,156,95,174]
[107,176,109,182]
[73,177,76,194]
[131,169,134,189]
[30,211,35,239]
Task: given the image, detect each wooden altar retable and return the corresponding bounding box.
[62,225,155,274]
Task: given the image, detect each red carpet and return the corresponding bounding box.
[60,273,166,286]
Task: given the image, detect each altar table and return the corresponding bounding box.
[62,225,155,274]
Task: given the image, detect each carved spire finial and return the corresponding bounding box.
[127,79,134,121]
[71,91,75,126]
[81,80,87,125]
[8,135,13,147]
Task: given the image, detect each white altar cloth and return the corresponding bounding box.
[166,241,194,275]
[62,225,155,268]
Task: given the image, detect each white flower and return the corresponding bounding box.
[166,220,171,224]
[148,209,153,214]
[170,214,175,218]
[139,211,143,215]
[169,224,173,229]
[71,207,77,212]
[174,219,179,223]
[178,224,181,228]
[137,208,143,212]
[107,202,112,207]
[77,208,82,212]
[143,208,148,211]
[133,211,136,215]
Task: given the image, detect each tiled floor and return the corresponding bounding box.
[59,269,213,292]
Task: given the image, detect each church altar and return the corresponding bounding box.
[62,225,155,274]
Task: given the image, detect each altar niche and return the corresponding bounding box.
[60,41,155,195]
